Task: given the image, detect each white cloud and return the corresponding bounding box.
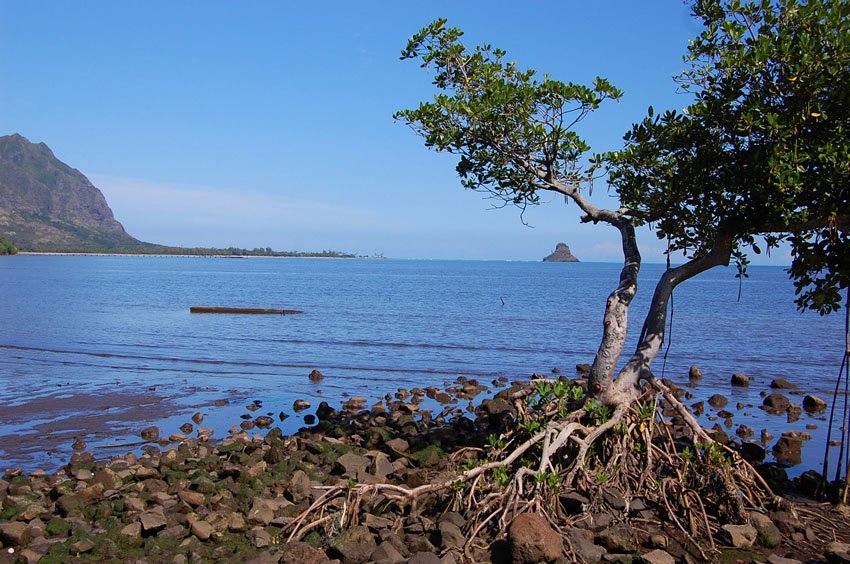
[86,173,381,249]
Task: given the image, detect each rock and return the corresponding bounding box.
[140,510,168,533]
[385,438,409,453]
[797,469,829,498]
[596,524,636,553]
[565,527,606,562]
[576,363,592,375]
[438,519,466,550]
[763,394,791,413]
[70,538,95,554]
[636,549,676,564]
[192,412,204,424]
[408,553,442,564]
[370,542,405,563]
[769,511,803,535]
[825,542,850,563]
[543,242,579,262]
[756,463,790,493]
[179,422,194,434]
[254,415,274,428]
[560,492,589,515]
[767,556,803,564]
[787,403,802,422]
[190,520,214,541]
[309,369,324,382]
[140,426,160,441]
[329,524,377,564]
[120,521,142,538]
[749,511,782,548]
[281,541,328,563]
[740,442,766,464]
[718,524,757,548]
[773,434,803,465]
[0,521,30,546]
[248,528,272,549]
[228,513,246,532]
[178,490,205,507]
[248,499,275,526]
[731,373,750,386]
[293,399,311,411]
[803,394,827,412]
[770,378,796,390]
[708,394,728,409]
[689,365,702,380]
[303,414,316,425]
[335,452,370,478]
[509,512,564,563]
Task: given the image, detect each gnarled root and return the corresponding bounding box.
[280,379,778,561]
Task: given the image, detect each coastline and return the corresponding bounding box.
[0,374,847,563]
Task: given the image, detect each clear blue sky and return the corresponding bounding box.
[0,2,791,263]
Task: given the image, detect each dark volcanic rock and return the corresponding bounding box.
[542,242,579,262]
[763,394,791,413]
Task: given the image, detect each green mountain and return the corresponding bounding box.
[0,133,145,252]
[0,134,358,257]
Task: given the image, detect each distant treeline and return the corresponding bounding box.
[14,240,358,258]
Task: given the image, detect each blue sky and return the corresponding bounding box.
[0,2,792,263]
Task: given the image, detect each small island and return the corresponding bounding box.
[542,242,579,262]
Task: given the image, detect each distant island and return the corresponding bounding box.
[542,242,579,262]
[0,134,358,258]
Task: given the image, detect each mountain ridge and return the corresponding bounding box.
[0,133,144,252]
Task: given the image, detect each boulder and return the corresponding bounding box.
[763,394,791,413]
[770,378,796,390]
[0,521,30,546]
[140,426,160,441]
[718,524,757,548]
[689,365,703,381]
[565,527,606,562]
[309,369,324,382]
[731,373,750,386]
[773,434,803,466]
[596,524,636,553]
[749,511,782,548]
[803,394,827,412]
[282,541,329,563]
[329,525,378,564]
[825,542,850,563]
[708,394,729,409]
[636,549,677,564]
[508,512,564,563]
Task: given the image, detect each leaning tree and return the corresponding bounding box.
[281,2,848,557]
[389,0,849,550]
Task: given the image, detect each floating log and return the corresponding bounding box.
[190,306,303,315]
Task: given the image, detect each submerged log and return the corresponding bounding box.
[190,306,303,315]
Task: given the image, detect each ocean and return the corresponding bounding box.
[0,255,844,475]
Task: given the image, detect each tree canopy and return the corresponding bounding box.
[609,0,850,314]
[397,0,849,317]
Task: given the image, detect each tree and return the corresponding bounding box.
[390,0,849,548]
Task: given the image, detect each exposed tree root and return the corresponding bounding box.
[280,379,781,561]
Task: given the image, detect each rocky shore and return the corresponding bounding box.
[1,371,849,563]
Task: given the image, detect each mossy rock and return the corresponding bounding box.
[410,444,445,467]
[46,516,72,537]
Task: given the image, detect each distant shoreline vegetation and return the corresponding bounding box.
[10,242,361,258]
[0,237,17,255]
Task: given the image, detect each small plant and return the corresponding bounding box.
[521,419,542,434]
[585,398,612,424]
[614,421,629,435]
[596,471,610,484]
[534,470,560,491]
[486,434,506,451]
[492,465,511,487]
[637,400,656,421]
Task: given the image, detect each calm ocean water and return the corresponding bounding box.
[0,256,844,474]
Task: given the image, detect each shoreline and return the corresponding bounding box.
[0,374,847,562]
